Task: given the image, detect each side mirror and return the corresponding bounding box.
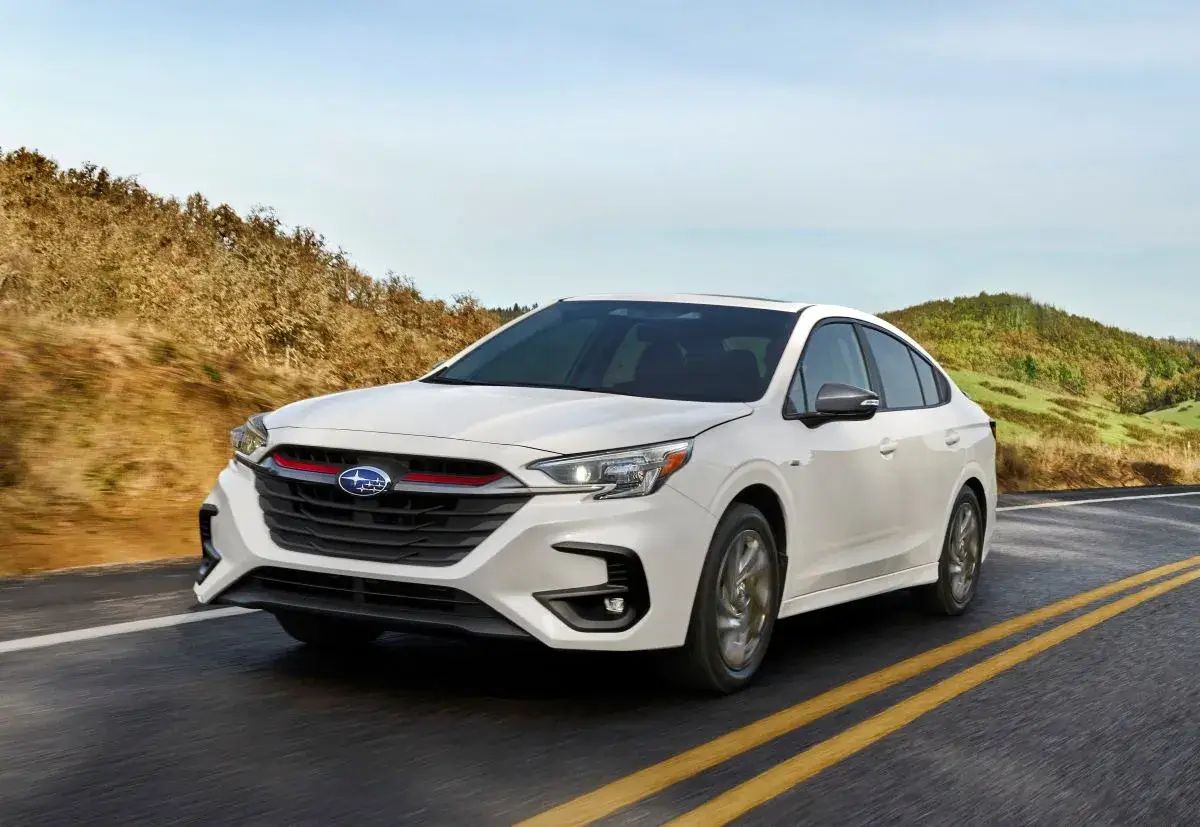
[815,383,880,415]
[798,383,880,426]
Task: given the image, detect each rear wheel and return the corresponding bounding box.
[673,504,781,693]
[918,487,984,615]
[274,611,384,647]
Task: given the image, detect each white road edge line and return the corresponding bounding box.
[998,491,1200,513]
[0,606,260,655]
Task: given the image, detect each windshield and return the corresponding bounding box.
[426,300,799,402]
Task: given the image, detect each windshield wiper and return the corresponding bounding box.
[421,376,487,386]
[422,376,633,395]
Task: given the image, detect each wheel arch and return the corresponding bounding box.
[705,461,794,560]
[961,475,988,535]
[729,484,788,562]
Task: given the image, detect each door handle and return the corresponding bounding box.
[945,432,961,447]
[879,438,899,456]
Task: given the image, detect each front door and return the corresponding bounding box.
[781,321,906,598]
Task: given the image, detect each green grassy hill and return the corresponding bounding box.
[949,370,1200,490]
[882,293,1200,413]
[882,294,1200,490]
[1148,400,1200,430]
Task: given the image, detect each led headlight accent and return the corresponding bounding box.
[529,440,692,499]
[230,412,269,457]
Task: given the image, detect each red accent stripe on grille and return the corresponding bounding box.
[401,471,505,486]
[273,454,341,475]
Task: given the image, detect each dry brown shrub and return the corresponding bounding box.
[0,312,336,575]
[996,436,1200,492]
[0,149,501,386]
[1049,396,1087,411]
[979,380,1025,398]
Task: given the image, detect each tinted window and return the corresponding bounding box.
[862,328,924,409]
[912,352,941,406]
[790,323,871,413]
[465,317,598,386]
[429,300,797,403]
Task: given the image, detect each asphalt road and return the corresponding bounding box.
[2,486,1199,825]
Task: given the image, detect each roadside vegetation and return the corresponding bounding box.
[1,148,1197,574]
[950,372,1200,491]
[1148,400,1200,431]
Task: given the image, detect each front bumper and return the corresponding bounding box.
[194,439,718,651]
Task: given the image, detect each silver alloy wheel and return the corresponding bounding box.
[948,501,981,603]
[715,529,773,670]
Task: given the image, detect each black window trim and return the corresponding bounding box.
[781,316,951,420]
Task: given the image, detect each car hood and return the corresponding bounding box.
[266,381,751,455]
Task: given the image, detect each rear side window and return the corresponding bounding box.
[861,328,924,409]
[911,352,943,406]
[789,323,871,413]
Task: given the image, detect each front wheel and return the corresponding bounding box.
[274,611,384,648]
[672,503,781,693]
[918,487,984,615]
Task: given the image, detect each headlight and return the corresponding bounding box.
[230,413,269,457]
[529,440,692,499]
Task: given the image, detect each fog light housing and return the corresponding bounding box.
[534,543,649,632]
[197,504,221,584]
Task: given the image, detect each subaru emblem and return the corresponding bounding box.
[337,466,391,497]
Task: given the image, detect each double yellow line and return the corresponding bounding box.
[520,555,1200,826]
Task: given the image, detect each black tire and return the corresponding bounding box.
[671,503,782,693]
[274,611,384,647]
[918,486,984,616]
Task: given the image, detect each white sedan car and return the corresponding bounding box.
[196,294,996,692]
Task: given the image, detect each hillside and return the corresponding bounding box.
[0,147,505,575]
[1149,400,1200,430]
[1,148,1198,574]
[0,148,498,387]
[882,293,1200,413]
[882,295,1200,490]
[0,314,338,574]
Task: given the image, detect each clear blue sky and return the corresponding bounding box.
[2,2,1197,337]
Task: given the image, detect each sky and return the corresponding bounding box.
[2,1,1198,337]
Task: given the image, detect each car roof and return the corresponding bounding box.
[559,293,809,312]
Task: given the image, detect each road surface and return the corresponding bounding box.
[2,486,1199,825]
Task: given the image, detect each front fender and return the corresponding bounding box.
[668,453,795,557]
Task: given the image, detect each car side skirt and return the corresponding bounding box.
[778,563,939,618]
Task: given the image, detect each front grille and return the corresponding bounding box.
[275,446,502,479]
[255,465,530,566]
[217,567,528,639]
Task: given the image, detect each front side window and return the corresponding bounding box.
[427,300,798,403]
[862,327,924,409]
[789,323,871,413]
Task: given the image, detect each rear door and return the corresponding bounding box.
[858,326,962,571]
[781,321,906,597]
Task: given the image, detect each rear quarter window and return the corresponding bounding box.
[911,352,943,406]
